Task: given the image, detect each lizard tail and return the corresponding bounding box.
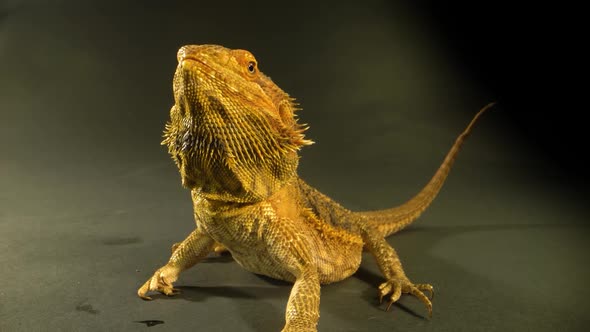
[355,103,494,237]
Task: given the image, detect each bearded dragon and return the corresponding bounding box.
[138,44,492,332]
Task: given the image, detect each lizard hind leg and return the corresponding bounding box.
[362,228,434,318]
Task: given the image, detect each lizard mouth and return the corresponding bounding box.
[178,56,226,90]
[180,56,204,66]
[179,57,212,74]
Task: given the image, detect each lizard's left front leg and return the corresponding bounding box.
[361,226,434,318]
[266,215,321,332]
[282,266,320,332]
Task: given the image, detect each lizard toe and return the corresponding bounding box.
[415,283,434,300]
[378,278,433,318]
[137,266,180,300]
[406,283,433,318]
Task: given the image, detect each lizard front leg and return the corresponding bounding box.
[361,227,434,317]
[138,227,215,300]
[262,214,321,332]
[282,266,320,332]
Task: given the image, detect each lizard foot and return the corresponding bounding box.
[378,279,434,318]
[137,266,180,301]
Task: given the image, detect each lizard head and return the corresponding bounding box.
[163,44,313,202]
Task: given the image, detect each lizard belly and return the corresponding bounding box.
[194,196,298,282]
[200,222,298,282]
[216,221,364,284]
[204,219,363,284]
[225,239,297,282]
[193,190,363,284]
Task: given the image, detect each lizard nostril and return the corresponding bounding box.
[177,46,189,63]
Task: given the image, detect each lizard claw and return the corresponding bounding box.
[415,283,434,300]
[378,279,433,318]
[137,266,180,300]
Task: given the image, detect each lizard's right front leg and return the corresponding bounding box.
[138,227,215,300]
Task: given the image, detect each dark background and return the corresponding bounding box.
[411,1,585,192]
[1,1,587,331]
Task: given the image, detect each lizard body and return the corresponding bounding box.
[138,44,491,332]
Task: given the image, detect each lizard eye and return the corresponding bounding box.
[247,61,256,74]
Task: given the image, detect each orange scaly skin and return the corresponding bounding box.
[137,44,493,332]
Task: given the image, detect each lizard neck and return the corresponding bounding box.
[166,110,301,203]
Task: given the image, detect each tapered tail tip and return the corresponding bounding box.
[477,102,496,117]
